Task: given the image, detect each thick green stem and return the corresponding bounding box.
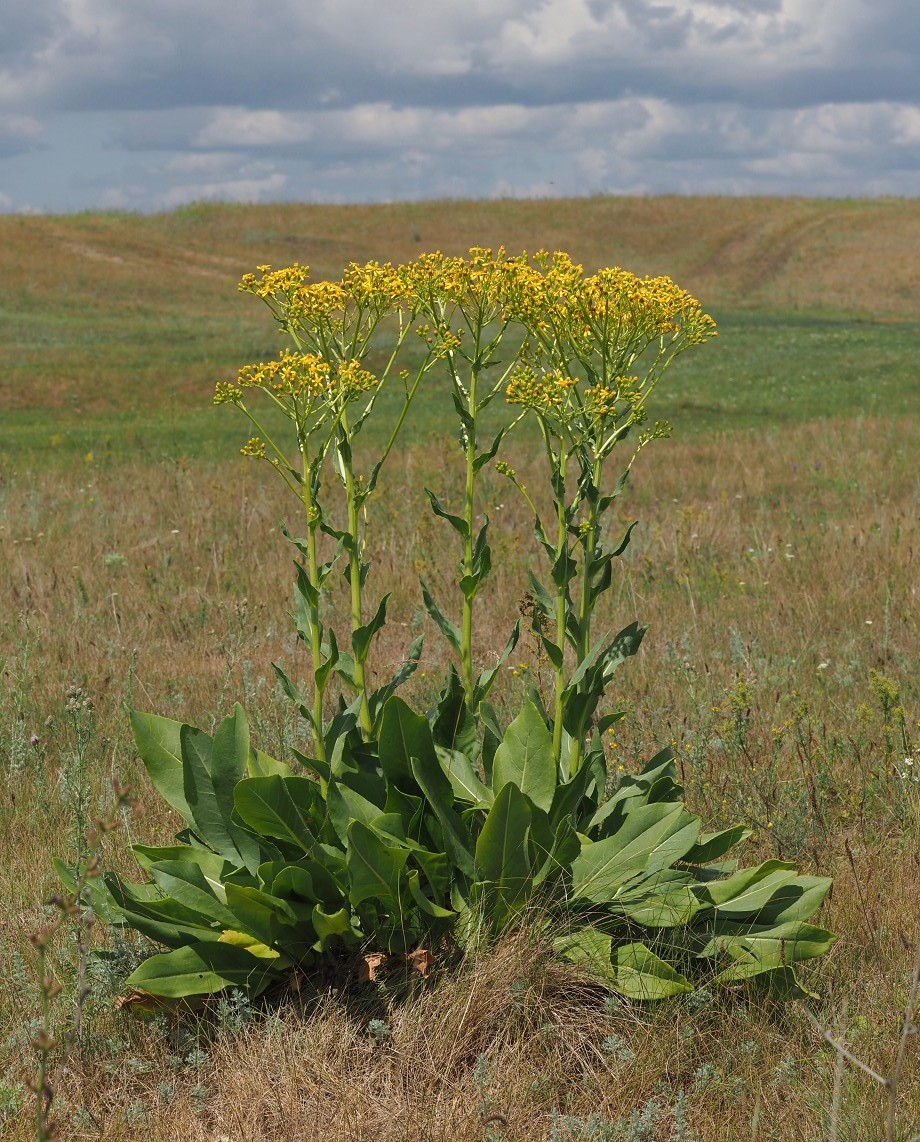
[300,437,328,764]
[343,449,373,737]
[569,453,603,777]
[551,445,569,770]
[460,363,478,703]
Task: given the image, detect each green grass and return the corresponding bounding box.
[3,309,917,468]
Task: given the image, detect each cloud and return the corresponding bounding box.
[0,112,43,158]
[0,0,918,210]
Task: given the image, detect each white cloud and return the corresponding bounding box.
[0,0,918,210]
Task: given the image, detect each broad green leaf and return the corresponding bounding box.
[613,942,693,1000]
[124,940,279,999]
[248,747,292,779]
[491,698,557,812]
[571,803,700,903]
[475,782,533,922]
[270,856,345,907]
[312,904,360,950]
[129,709,194,825]
[682,825,751,866]
[533,817,580,886]
[345,820,409,909]
[437,746,492,806]
[131,845,229,883]
[614,870,701,927]
[224,883,298,948]
[751,876,833,924]
[379,695,436,792]
[554,926,614,980]
[148,861,238,927]
[326,779,385,845]
[410,754,475,879]
[549,761,597,831]
[233,776,320,853]
[407,870,455,918]
[103,873,225,945]
[218,930,283,961]
[180,722,255,867]
[701,861,800,916]
[701,920,837,980]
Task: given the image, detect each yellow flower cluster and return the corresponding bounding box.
[239,263,310,300]
[506,365,578,414]
[237,349,333,400]
[226,350,378,406]
[584,376,641,420]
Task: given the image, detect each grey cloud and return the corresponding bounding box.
[0,0,918,211]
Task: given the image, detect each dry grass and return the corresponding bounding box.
[2,197,919,1139]
[1,412,919,1139]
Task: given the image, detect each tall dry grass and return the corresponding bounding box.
[1,412,918,1138]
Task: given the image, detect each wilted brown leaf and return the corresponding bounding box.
[406,948,435,976]
[359,953,388,982]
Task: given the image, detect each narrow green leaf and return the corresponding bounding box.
[352,593,390,660]
[425,489,469,538]
[420,579,461,654]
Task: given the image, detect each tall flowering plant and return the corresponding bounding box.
[79,250,835,1009]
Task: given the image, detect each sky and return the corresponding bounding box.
[0,0,918,214]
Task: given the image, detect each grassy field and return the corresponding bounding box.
[1,197,919,1140]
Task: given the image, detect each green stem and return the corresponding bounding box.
[551,440,569,771]
[299,433,328,764]
[340,430,373,737]
[460,373,477,703]
[570,453,603,777]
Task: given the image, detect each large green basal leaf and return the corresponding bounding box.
[681,825,751,866]
[614,869,702,927]
[129,709,194,825]
[179,718,262,871]
[491,698,557,813]
[410,754,475,879]
[269,856,346,908]
[699,860,802,917]
[553,926,615,981]
[147,861,239,928]
[224,883,301,950]
[379,695,437,792]
[613,942,693,1000]
[326,779,385,846]
[700,919,837,982]
[130,845,230,884]
[436,746,493,807]
[233,775,321,853]
[312,904,361,951]
[124,940,279,999]
[475,782,533,923]
[571,803,701,903]
[345,820,409,909]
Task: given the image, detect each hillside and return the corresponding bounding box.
[1,196,917,436]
